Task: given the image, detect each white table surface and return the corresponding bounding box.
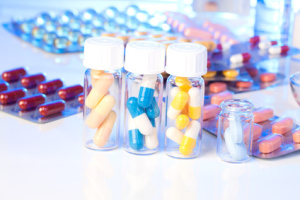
[1,18,300,200]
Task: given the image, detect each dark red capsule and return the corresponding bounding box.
[21,74,46,88]
[207,59,211,68]
[1,67,27,82]
[58,85,83,100]
[18,94,46,110]
[241,53,251,62]
[38,79,63,94]
[0,82,9,93]
[38,100,65,116]
[0,88,26,104]
[78,93,84,105]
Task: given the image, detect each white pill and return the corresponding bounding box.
[229,114,243,143]
[166,127,184,144]
[224,128,247,161]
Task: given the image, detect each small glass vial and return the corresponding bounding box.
[83,37,124,151]
[123,41,165,155]
[217,99,254,163]
[164,42,207,159]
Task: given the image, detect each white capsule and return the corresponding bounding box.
[188,88,201,107]
[217,42,231,51]
[185,120,201,139]
[133,114,153,135]
[268,45,289,55]
[141,74,157,89]
[166,127,184,144]
[170,87,180,99]
[224,128,247,161]
[230,54,243,63]
[229,114,243,143]
[145,120,158,149]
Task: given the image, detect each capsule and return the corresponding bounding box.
[38,79,63,94]
[269,45,289,54]
[21,74,46,88]
[18,94,46,110]
[179,120,200,156]
[167,91,189,119]
[85,95,116,129]
[58,85,83,100]
[230,53,251,63]
[170,87,181,98]
[138,75,157,108]
[246,67,259,77]
[222,70,239,78]
[85,73,114,109]
[0,88,26,104]
[188,88,201,120]
[253,107,274,123]
[78,93,84,105]
[211,91,233,105]
[0,82,9,93]
[236,81,252,88]
[175,114,190,130]
[203,104,221,120]
[203,71,216,78]
[93,111,116,147]
[292,130,300,143]
[249,35,268,44]
[128,114,144,150]
[224,127,247,161]
[258,41,277,49]
[260,72,276,83]
[39,100,65,116]
[216,42,231,51]
[2,67,27,82]
[127,97,153,135]
[258,134,282,154]
[145,118,159,149]
[166,127,184,144]
[90,69,104,86]
[272,117,294,135]
[145,97,160,118]
[175,77,192,92]
[209,82,227,93]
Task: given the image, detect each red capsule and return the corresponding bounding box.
[58,85,83,100]
[242,53,251,62]
[18,94,46,110]
[0,82,9,92]
[0,88,26,104]
[38,79,63,94]
[78,93,84,105]
[246,67,258,77]
[1,67,27,82]
[21,74,46,88]
[39,100,65,116]
[207,59,211,68]
[249,35,267,44]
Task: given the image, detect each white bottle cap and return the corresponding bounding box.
[125,41,165,74]
[83,37,124,70]
[166,42,207,77]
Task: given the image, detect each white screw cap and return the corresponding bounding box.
[125,41,165,74]
[83,37,124,70]
[166,42,207,77]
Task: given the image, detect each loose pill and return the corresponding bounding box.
[175,77,192,92]
[78,94,84,105]
[58,85,83,100]
[85,73,114,109]
[179,120,201,156]
[292,130,300,143]
[166,127,184,144]
[0,82,9,93]
[243,123,262,142]
[216,42,231,51]
[258,41,277,49]
[145,118,159,149]
[223,70,239,78]
[269,45,289,54]
[93,110,116,148]
[167,91,189,119]
[0,88,26,104]
[211,91,233,105]
[249,35,268,44]
[145,97,160,119]
[128,115,144,150]
[18,94,46,110]
[272,117,294,135]
[253,107,274,123]
[260,72,276,83]
[258,134,282,154]
[236,81,252,88]
[203,71,216,78]
[2,67,27,82]
[203,104,221,120]
[39,100,65,116]
[175,114,190,130]
[230,53,251,63]
[127,97,153,135]
[209,82,227,93]
[188,88,202,120]
[38,79,63,94]
[21,74,46,88]
[229,114,244,143]
[85,95,116,129]
[138,75,156,108]
[224,128,248,161]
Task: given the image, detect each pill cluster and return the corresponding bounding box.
[0,67,83,123]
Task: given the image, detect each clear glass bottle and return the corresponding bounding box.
[164,42,207,159]
[83,37,124,151]
[217,99,254,163]
[123,41,165,155]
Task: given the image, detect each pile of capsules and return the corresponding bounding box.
[0,67,83,123]
[85,70,117,148]
[126,75,160,150]
[166,77,202,156]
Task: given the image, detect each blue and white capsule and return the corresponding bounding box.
[145,118,159,149]
[128,115,144,150]
[146,97,160,118]
[138,75,157,108]
[127,97,153,135]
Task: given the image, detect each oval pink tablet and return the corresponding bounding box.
[203,104,221,120]
[236,81,252,88]
[253,107,274,123]
[293,130,300,143]
[183,27,213,40]
[259,134,282,154]
[260,73,276,83]
[243,123,262,142]
[211,91,233,105]
[209,82,227,93]
[272,117,294,135]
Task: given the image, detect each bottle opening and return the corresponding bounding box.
[221,99,254,113]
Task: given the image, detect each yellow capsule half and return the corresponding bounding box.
[175,77,192,92]
[188,106,201,120]
[179,135,196,156]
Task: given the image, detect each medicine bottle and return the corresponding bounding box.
[83,37,123,150]
[164,42,207,159]
[123,41,165,155]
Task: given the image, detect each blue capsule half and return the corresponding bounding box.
[127,97,146,118]
[138,86,154,108]
[146,97,160,119]
[149,118,156,128]
[129,129,144,150]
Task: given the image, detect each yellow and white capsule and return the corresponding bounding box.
[166,127,184,144]
[179,120,201,156]
[175,77,192,92]
[167,91,189,119]
[188,88,202,120]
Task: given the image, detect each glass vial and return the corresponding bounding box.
[83,37,124,151]
[164,42,207,159]
[217,99,254,163]
[123,41,165,155]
